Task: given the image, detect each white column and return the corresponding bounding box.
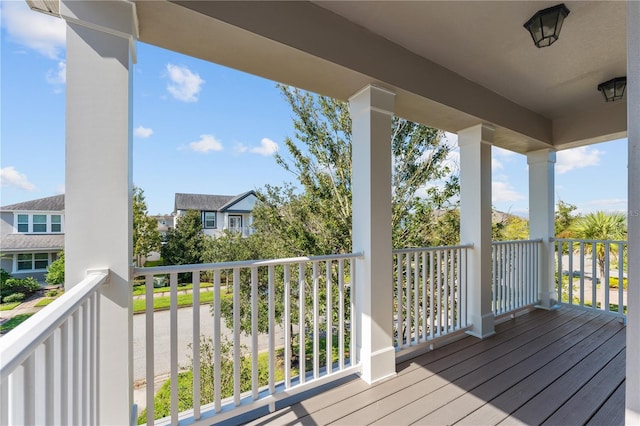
[349,85,396,384]
[62,1,136,424]
[459,124,495,339]
[527,149,557,309]
[626,1,640,423]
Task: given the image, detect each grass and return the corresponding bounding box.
[0,313,34,333]
[35,298,56,307]
[132,282,214,296]
[132,290,232,313]
[0,302,22,311]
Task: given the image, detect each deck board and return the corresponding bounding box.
[244,307,626,426]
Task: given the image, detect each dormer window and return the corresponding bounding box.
[51,215,62,232]
[33,215,47,232]
[17,214,28,232]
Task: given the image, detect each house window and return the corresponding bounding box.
[34,253,49,269]
[203,211,216,229]
[16,253,50,271]
[17,254,33,271]
[51,215,61,232]
[17,214,28,232]
[33,214,47,232]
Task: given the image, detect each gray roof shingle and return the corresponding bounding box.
[0,234,65,251]
[1,195,65,212]
[174,193,235,212]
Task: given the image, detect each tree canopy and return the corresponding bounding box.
[133,186,161,267]
[251,85,459,256]
[161,210,206,267]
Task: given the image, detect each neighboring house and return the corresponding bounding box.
[0,195,65,283]
[174,191,257,237]
[151,214,174,241]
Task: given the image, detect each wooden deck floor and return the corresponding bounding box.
[246,306,625,426]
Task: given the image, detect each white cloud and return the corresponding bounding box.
[46,60,66,91]
[165,64,204,102]
[0,167,37,191]
[1,2,66,60]
[250,138,279,156]
[234,138,279,156]
[492,181,524,203]
[55,184,65,194]
[188,134,223,153]
[556,146,602,174]
[492,158,503,170]
[134,125,154,139]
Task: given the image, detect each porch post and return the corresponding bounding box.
[626,0,640,422]
[459,124,495,339]
[349,85,396,384]
[527,149,557,309]
[62,1,136,424]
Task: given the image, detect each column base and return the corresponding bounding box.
[534,303,562,311]
[465,312,496,339]
[359,345,397,385]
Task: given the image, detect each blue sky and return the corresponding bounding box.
[0,1,628,218]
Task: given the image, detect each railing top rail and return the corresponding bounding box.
[0,270,108,383]
[491,238,544,246]
[133,252,364,276]
[392,244,473,255]
[553,238,628,244]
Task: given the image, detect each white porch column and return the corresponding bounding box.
[349,85,396,384]
[62,1,136,424]
[527,149,557,309]
[459,124,495,339]
[626,0,640,423]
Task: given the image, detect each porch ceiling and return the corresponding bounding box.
[134,1,627,154]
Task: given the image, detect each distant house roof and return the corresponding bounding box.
[219,190,257,212]
[175,191,256,212]
[0,234,65,252]
[1,194,65,212]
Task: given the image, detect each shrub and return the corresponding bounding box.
[3,292,25,303]
[45,289,59,297]
[0,276,41,302]
[0,268,10,285]
[45,252,65,285]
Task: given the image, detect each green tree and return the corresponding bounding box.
[161,210,207,269]
[45,251,65,285]
[502,216,530,241]
[133,186,162,267]
[555,200,579,238]
[571,211,627,279]
[252,85,459,256]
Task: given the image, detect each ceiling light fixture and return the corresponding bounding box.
[524,3,570,48]
[597,77,627,102]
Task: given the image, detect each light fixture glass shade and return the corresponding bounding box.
[597,77,627,102]
[524,4,570,48]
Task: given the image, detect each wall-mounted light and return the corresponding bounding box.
[524,4,570,48]
[597,77,627,102]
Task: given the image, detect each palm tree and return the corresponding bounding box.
[571,211,627,280]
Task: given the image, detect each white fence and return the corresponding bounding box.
[392,245,471,351]
[555,239,628,317]
[133,253,361,425]
[0,270,107,426]
[492,239,541,316]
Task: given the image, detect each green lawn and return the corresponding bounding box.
[132,290,231,313]
[132,282,214,296]
[0,313,34,333]
[35,298,56,307]
[0,302,22,311]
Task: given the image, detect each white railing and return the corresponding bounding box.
[492,239,541,316]
[555,239,628,317]
[0,270,107,426]
[133,253,361,425]
[392,245,471,351]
